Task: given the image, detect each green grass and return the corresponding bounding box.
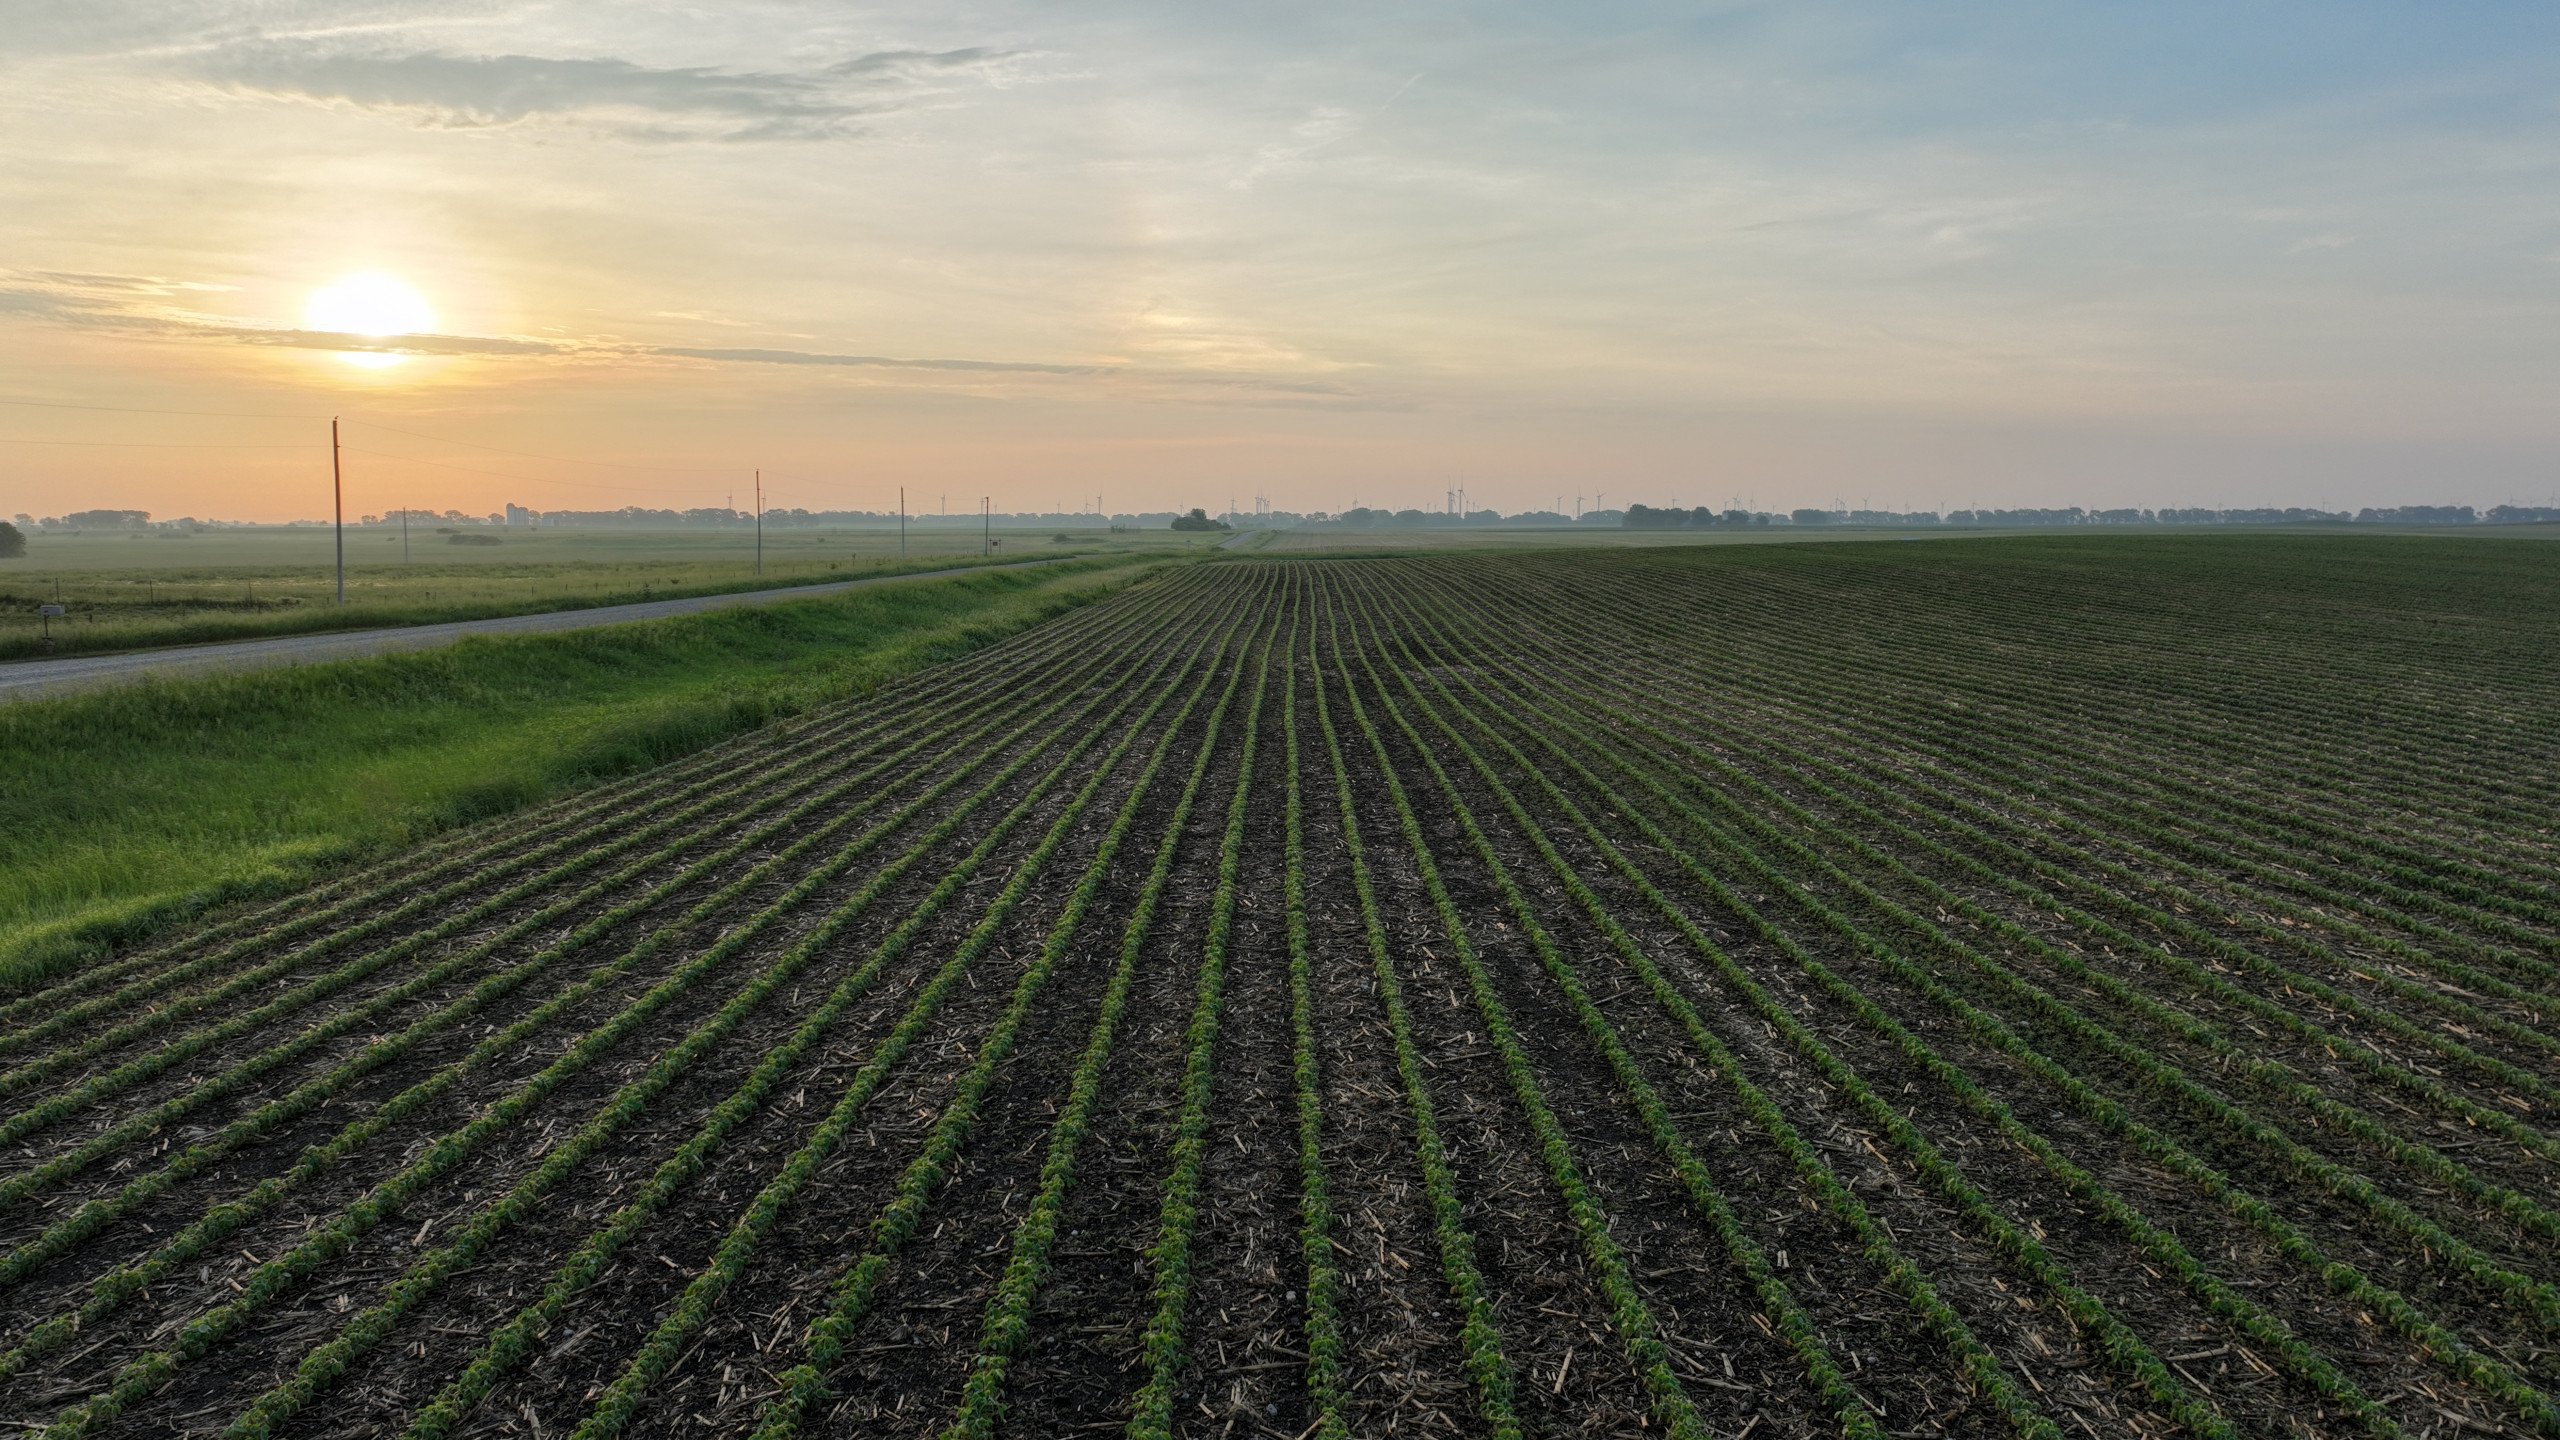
[0,552,1173,988]
[0,525,1207,659]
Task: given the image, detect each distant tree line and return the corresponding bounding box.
[490,505,1219,529]
[13,498,2554,541]
[15,511,233,534]
[1622,503,2560,529]
[1315,506,1612,528]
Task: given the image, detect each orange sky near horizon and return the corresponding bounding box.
[7,5,2560,523]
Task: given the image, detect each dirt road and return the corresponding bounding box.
[0,557,1072,703]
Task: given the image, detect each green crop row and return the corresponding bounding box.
[735,576,1272,1440]
[1320,587,1729,1440]
[1449,566,2560,1228]
[1475,548,2560,919]
[1382,566,2558,1436]
[406,581,1253,1440]
[1303,603,1524,1440]
[0,561,1180,1024]
[1422,558,2560,1199]
[25,587,1229,1434]
[1338,573,2076,1440]
[1275,622,1351,1440]
[1367,564,2399,1436]
[392,577,1267,1440]
[1540,552,2560,928]
[930,598,1276,1440]
[0,579,1197,1209]
[1125,590,1286,1438]
[1328,578,1891,1440]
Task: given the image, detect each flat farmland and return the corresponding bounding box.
[0,526,1201,661]
[1,533,2555,1440]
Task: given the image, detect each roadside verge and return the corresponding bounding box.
[0,552,1172,988]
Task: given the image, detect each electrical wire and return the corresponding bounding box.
[0,435,323,449]
[339,418,741,475]
[338,445,714,497]
[0,397,324,420]
[0,396,744,489]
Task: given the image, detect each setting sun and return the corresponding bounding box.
[304,273,436,369]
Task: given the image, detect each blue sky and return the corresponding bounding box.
[4,2,2557,518]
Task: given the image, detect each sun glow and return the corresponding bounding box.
[305,273,436,370]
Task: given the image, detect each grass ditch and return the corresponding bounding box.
[0,553,1173,989]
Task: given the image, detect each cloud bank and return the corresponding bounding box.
[179,42,1027,140]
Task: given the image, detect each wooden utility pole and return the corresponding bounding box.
[899,485,906,561]
[332,417,345,605]
[754,468,764,578]
[981,495,989,556]
[400,505,409,563]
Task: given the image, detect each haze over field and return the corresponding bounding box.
[4,3,2559,519]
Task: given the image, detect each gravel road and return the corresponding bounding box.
[0,557,1074,704]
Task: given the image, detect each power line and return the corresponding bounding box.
[1,396,741,477]
[338,418,743,475]
[0,392,797,506]
[0,435,323,449]
[0,396,324,420]
[337,445,714,497]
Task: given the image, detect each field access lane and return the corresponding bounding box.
[0,557,1073,704]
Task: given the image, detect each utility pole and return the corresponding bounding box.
[981,495,990,556]
[331,417,345,605]
[400,505,409,563]
[899,485,906,561]
[753,468,763,577]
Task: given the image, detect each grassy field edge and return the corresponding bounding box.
[0,552,1178,990]
[0,548,1119,663]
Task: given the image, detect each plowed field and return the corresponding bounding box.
[4,534,2555,1440]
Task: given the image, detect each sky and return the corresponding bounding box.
[4,2,2559,522]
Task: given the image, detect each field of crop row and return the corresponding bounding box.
[0,534,2552,1438]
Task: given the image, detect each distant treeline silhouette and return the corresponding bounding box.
[1622,502,2560,529]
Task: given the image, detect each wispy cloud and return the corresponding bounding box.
[0,269,1367,398]
[175,41,1028,141]
[648,346,1099,375]
[1230,72,1420,190]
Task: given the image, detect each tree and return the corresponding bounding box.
[1169,507,1231,532]
[0,521,23,559]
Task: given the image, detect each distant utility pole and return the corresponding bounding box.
[331,417,345,605]
[400,505,410,563]
[899,486,907,560]
[753,469,764,577]
[981,495,990,556]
